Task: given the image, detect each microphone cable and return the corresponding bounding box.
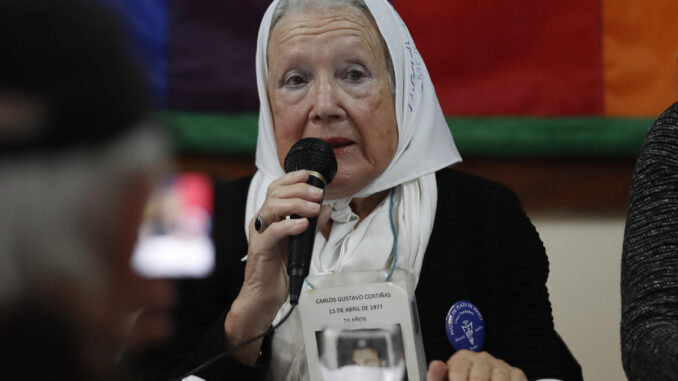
[179,304,296,379]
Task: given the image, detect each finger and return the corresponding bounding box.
[316,205,332,232]
[509,368,527,381]
[468,354,492,381]
[269,181,324,203]
[264,197,322,220]
[491,367,510,381]
[427,360,448,381]
[250,217,309,253]
[256,181,323,232]
[251,201,319,236]
[448,351,473,381]
[270,169,309,187]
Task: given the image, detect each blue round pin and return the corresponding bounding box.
[445,300,485,352]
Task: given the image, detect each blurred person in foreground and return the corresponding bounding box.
[0,0,173,379]
[152,0,582,380]
[621,102,678,381]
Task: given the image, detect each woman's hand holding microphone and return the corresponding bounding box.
[224,170,326,365]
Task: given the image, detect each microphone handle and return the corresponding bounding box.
[287,174,325,305]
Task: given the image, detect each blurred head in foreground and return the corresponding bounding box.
[0,0,171,378]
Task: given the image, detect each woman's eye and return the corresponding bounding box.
[345,69,365,82]
[283,73,306,88]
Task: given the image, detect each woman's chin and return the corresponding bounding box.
[325,174,366,200]
[324,186,351,200]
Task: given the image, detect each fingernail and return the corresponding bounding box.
[311,187,323,195]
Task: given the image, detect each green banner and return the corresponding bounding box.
[161,111,652,157]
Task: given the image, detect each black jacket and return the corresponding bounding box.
[621,102,678,381]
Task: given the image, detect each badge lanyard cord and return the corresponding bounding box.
[182,189,397,379]
[386,188,398,281]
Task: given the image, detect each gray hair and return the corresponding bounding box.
[0,125,168,307]
[270,0,395,93]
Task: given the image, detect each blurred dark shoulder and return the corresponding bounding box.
[0,301,122,381]
[435,166,524,210]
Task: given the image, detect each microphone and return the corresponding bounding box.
[284,137,337,305]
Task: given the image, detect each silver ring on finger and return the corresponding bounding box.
[254,214,267,233]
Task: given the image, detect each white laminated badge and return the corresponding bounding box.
[299,269,427,381]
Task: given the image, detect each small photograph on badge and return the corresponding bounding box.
[315,323,406,381]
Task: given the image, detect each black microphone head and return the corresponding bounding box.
[284,137,338,185]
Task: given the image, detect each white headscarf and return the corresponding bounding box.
[245,0,461,379]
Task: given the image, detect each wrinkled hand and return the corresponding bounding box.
[225,170,325,364]
[427,351,527,381]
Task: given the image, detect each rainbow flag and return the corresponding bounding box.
[100,0,678,156]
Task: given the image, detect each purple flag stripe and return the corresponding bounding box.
[94,0,169,108]
[168,0,270,112]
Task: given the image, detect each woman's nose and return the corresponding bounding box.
[309,76,345,123]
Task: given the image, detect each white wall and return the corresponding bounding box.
[532,215,627,381]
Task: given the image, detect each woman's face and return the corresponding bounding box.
[267,6,397,199]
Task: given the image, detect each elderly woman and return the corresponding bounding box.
[154,0,582,380]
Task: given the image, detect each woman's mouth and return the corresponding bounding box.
[323,138,355,155]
